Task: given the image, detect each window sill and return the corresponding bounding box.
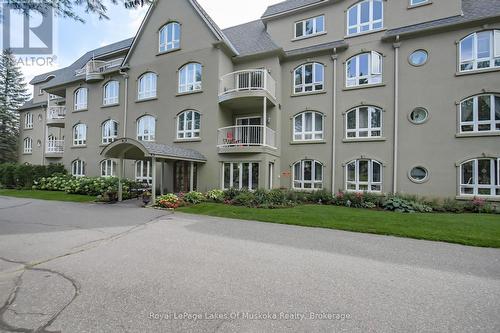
[343,83,386,91]
[156,48,181,56]
[176,90,203,97]
[292,31,327,42]
[456,132,500,138]
[289,140,326,145]
[73,108,88,112]
[22,153,32,155]
[101,103,120,109]
[24,127,33,130]
[455,67,500,76]
[136,97,158,103]
[291,90,327,98]
[71,145,87,149]
[344,28,386,39]
[408,1,432,10]
[174,138,202,143]
[456,195,500,202]
[342,137,386,143]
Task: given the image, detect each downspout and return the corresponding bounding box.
[119,69,129,137]
[393,37,401,194]
[330,51,338,193]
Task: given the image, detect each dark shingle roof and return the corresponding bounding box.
[223,20,280,57]
[18,99,47,111]
[262,0,327,18]
[141,142,207,162]
[285,40,348,57]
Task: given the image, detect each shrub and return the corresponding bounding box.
[233,191,256,207]
[267,189,288,206]
[0,163,67,189]
[156,194,181,209]
[183,191,205,204]
[382,196,432,213]
[309,190,333,204]
[206,189,224,202]
[441,198,465,213]
[223,188,242,200]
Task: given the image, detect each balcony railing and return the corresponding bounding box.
[75,58,124,76]
[47,106,66,120]
[219,69,276,99]
[46,140,64,154]
[217,125,276,148]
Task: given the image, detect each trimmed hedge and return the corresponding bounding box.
[0,163,66,189]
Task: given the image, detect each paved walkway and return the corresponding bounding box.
[0,196,499,332]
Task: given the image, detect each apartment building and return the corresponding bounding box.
[18,0,500,201]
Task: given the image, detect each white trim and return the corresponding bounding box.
[103,80,119,105]
[72,160,85,177]
[159,22,180,53]
[74,88,88,111]
[23,137,32,154]
[138,72,157,100]
[459,30,500,72]
[177,110,201,139]
[294,15,325,39]
[102,119,118,144]
[293,111,324,141]
[293,62,324,94]
[137,115,156,142]
[178,63,202,93]
[135,160,152,184]
[346,106,382,138]
[346,52,382,87]
[460,158,500,197]
[292,160,323,190]
[222,162,259,190]
[73,123,87,146]
[347,0,383,36]
[345,159,382,193]
[24,113,33,129]
[100,159,116,177]
[459,94,500,134]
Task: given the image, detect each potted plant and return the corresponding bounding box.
[142,191,152,206]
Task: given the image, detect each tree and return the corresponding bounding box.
[0,49,29,163]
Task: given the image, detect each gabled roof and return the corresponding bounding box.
[222,20,280,57]
[18,99,47,111]
[262,0,328,18]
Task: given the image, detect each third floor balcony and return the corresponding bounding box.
[219,69,277,108]
[75,58,124,82]
[46,106,66,127]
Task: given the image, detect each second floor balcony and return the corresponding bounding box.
[75,58,124,82]
[219,69,277,108]
[217,125,276,153]
[46,106,66,127]
[45,139,64,157]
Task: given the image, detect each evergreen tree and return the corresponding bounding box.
[0,49,29,163]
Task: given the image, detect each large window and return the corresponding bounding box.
[103,80,119,105]
[102,119,119,144]
[24,113,33,129]
[73,123,87,146]
[137,115,155,141]
[223,162,259,190]
[346,52,382,87]
[72,160,85,177]
[178,63,202,93]
[347,0,383,36]
[346,159,382,192]
[460,158,499,196]
[460,94,500,133]
[138,72,157,100]
[177,110,200,139]
[23,137,32,154]
[294,63,324,94]
[135,160,152,184]
[459,30,500,72]
[159,22,180,52]
[410,0,429,6]
[293,160,323,190]
[100,159,116,177]
[295,15,325,39]
[74,87,88,110]
[293,111,324,141]
[346,106,382,138]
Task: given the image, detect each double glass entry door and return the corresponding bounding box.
[235,117,262,146]
[174,161,197,193]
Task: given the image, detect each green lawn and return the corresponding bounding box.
[178,203,500,248]
[0,189,95,203]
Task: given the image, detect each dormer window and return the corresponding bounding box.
[159,22,180,53]
[295,15,325,39]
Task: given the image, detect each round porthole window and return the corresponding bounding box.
[409,107,429,124]
[409,50,428,66]
[409,166,429,183]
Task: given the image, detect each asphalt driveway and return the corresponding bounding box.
[0,196,499,332]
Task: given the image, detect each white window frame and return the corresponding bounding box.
[24,113,33,129]
[159,22,180,52]
[177,110,201,139]
[293,111,324,141]
[135,160,152,184]
[103,80,119,105]
[222,162,259,190]
[178,63,202,93]
[347,0,383,36]
[292,160,323,190]
[294,15,325,39]
[72,160,85,177]
[346,106,383,138]
[23,137,32,154]
[459,30,500,72]
[410,0,429,6]
[102,119,118,144]
[138,72,157,100]
[346,159,383,193]
[346,52,382,87]
[100,159,115,177]
[460,158,500,197]
[459,94,500,133]
[73,123,87,146]
[74,88,88,111]
[293,62,324,94]
[137,116,155,142]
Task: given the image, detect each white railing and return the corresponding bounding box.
[217,125,276,148]
[46,140,64,153]
[219,69,276,99]
[75,58,124,76]
[47,106,66,120]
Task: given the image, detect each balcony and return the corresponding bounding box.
[45,140,64,158]
[217,125,277,154]
[75,58,124,82]
[219,69,277,108]
[46,106,66,127]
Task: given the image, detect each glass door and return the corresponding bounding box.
[236,117,262,145]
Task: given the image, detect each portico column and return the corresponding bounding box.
[118,157,124,202]
[189,161,194,192]
[151,156,157,204]
[160,161,164,195]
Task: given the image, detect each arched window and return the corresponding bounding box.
[100,159,116,177]
[159,22,180,52]
[293,111,324,141]
[459,30,500,72]
[73,123,87,146]
[294,63,324,94]
[178,63,202,93]
[346,106,382,138]
[138,72,157,100]
[103,80,119,105]
[72,160,85,177]
[460,158,499,196]
[74,87,88,110]
[102,119,119,144]
[137,115,155,141]
[23,137,32,154]
[346,52,382,87]
[347,0,383,36]
[460,94,500,133]
[24,113,33,129]
[346,159,382,192]
[177,110,200,139]
[135,160,152,184]
[292,160,323,190]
